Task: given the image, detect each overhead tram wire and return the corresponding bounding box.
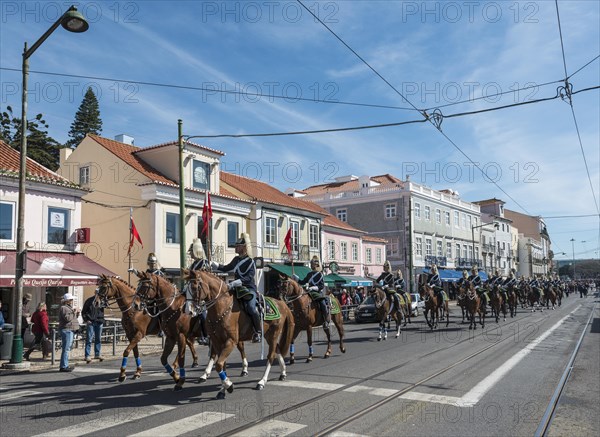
[554,0,600,215]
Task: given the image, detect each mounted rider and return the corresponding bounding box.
[489,269,507,302]
[427,264,444,303]
[375,261,401,316]
[146,253,165,277]
[468,265,488,310]
[187,239,209,345]
[294,256,330,330]
[529,276,544,299]
[211,233,262,343]
[456,270,469,290]
[394,269,411,311]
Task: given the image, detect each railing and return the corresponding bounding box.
[425,255,447,267]
[456,257,480,267]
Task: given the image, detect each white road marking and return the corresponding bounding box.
[401,305,582,407]
[32,405,176,437]
[128,411,234,436]
[73,367,165,377]
[329,432,369,437]
[276,379,399,397]
[230,419,306,437]
[0,390,43,402]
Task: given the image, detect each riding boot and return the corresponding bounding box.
[320,301,331,330]
[250,311,262,343]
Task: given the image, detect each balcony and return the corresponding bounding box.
[281,244,311,262]
[425,255,447,267]
[456,257,480,268]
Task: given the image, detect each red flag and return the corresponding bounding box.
[284,227,292,261]
[202,192,212,236]
[128,215,143,254]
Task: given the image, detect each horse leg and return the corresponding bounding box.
[120,332,142,382]
[377,322,383,341]
[306,328,314,363]
[333,314,346,353]
[395,314,401,338]
[186,337,199,368]
[257,332,278,390]
[215,339,236,400]
[277,353,287,381]
[198,347,216,383]
[160,336,179,383]
[237,342,249,377]
[323,322,333,358]
[132,345,142,380]
[174,333,187,391]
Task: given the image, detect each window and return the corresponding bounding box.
[336,208,347,222]
[227,221,238,247]
[446,242,452,258]
[341,241,348,260]
[414,203,421,219]
[0,202,14,240]
[165,212,180,244]
[265,217,277,245]
[192,160,211,190]
[474,217,478,227]
[461,213,467,229]
[425,238,432,256]
[437,240,443,257]
[376,248,382,263]
[444,211,450,226]
[291,222,299,252]
[328,240,336,260]
[468,245,473,259]
[467,215,472,228]
[48,207,70,244]
[502,242,506,250]
[352,243,358,261]
[424,206,431,221]
[366,248,372,263]
[462,245,467,258]
[385,203,396,219]
[454,211,459,228]
[435,209,441,224]
[415,237,423,256]
[456,243,461,259]
[387,237,399,256]
[79,166,90,185]
[475,246,480,260]
[309,224,319,249]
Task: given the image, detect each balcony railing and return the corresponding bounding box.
[425,255,447,267]
[281,244,311,262]
[456,257,480,267]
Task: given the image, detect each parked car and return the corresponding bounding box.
[410,293,425,316]
[354,295,378,323]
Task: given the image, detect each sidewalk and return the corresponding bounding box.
[0,334,166,372]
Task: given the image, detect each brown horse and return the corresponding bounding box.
[278,277,346,363]
[456,283,469,323]
[506,284,518,318]
[133,271,201,391]
[94,275,201,382]
[186,269,294,397]
[526,284,543,312]
[419,284,449,329]
[371,288,402,340]
[459,282,484,329]
[490,284,507,323]
[544,284,557,310]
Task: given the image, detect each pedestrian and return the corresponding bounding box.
[21,292,32,339]
[0,299,5,329]
[58,293,79,372]
[24,302,50,360]
[82,294,105,363]
[341,289,349,321]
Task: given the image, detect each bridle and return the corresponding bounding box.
[135,275,178,317]
[96,277,136,312]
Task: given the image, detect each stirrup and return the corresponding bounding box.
[323,321,331,330]
[252,332,262,343]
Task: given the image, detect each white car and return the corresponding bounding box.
[410,293,425,316]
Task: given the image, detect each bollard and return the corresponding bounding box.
[51,329,56,365]
[112,324,117,356]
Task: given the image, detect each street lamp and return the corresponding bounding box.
[10,6,88,367]
[570,238,576,280]
[471,221,499,270]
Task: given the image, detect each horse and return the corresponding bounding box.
[94,274,201,382]
[133,271,202,391]
[526,284,543,312]
[490,284,507,323]
[554,284,564,306]
[418,284,449,329]
[278,277,346,363]
[459,281,484,329]
[544,284,557,310]
[371,288,402,340]
[456,283,469,323]
[506,284,518,318]
[186,269,294,397]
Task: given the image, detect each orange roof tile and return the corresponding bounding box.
[0,140,80,188]
[303,174,404,194]
[138,140,225,156]
[362,235,388,243]
[322,214,364,233]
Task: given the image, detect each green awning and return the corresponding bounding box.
[324,273,348,286]
[340,275,373,286]
[267,263,311,279]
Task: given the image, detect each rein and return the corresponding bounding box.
[136,277,179,318]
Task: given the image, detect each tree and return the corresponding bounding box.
[66,87,102,148]
[0,105,62,171]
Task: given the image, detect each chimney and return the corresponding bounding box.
[115,134,134,145]
[59,147,72,167]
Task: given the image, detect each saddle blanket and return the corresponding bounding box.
[329,296,341,315]
[263,296,281,321]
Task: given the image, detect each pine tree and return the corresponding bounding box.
[66,87,102,148]
[0,106,62,171]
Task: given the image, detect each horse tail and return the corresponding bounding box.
[278,306,295,358]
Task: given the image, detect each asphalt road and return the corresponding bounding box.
[0,294,597,437]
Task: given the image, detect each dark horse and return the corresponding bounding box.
[186,269,294,397]
[490,284,507,323]
[278,277,346,363]
[94,274,201,382]
[506,284,518,318]
[419,283,449,329]
[458,281,484,329]
[133,271,202,391]
[371,288,402,341]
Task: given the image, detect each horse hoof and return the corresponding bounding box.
[118,375,126,383]
[240,370,248,377]
[132,374,141,380]
[191,362,199,368]
[279,374,286,381]
[198,376,207,384]
[289,358,295,365]
[216,391,226,400]
[255,383,264,391]
[377,337,382,342]
[323,354,330,359]
[306,356,313,363]
[341,348,346,354]
[174,384,183,392]
[227,384,234,394]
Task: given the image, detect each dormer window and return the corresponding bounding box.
[192,160,210,190]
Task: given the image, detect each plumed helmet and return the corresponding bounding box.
[462,270,468,279]
[235,232,252,257]
[310,255,322,272]
[509,270,515,278]
[383,260,391,272]
[495,269,500,276]
[147,253,158,265]
[431,264,438,274]
[396,269,403,279]
[471,265,478,274]
[189,238,206,259]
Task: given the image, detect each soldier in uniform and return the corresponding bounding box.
[211,233,262,343]
[376,261,401,315]
[394,269,412,318]
[427,264,444,303]
[188,239,209,345]
[294,256,330,330]
[468,265,487,311]
[146,253,165,277]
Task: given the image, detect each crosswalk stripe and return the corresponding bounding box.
[275,379,399,397]
[229,419,306,437]
[32,405,176,437]
[0,390,42,402]
[73,367,165,377]
[128,411,234,436]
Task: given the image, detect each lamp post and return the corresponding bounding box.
[471,221,499,270]
[9,6,88,367]
[570,238,576,280]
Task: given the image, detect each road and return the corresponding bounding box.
[0,294,597,437]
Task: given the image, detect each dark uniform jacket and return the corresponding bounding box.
[219,256,257,293]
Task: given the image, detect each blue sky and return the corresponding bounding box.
[1,1,599,261]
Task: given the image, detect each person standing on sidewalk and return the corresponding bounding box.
[58,293,79,372]
[24,302,50,360]
[82,294,105,363]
